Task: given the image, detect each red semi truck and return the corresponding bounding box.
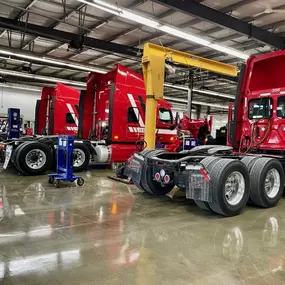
[0,64,180,175]
[34,83,80,136]
[178,114,213,142]
[77,63,179,164]
[124,49,285,217]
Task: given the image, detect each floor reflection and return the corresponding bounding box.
[0,173,285,284]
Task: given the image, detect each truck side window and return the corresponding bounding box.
[128,107,139,123]
[248,98,272,119]
[159,108,172,124]
[277,97,285,118]
[66,113,75,124]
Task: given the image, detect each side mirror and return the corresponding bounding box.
[175,112,180,125]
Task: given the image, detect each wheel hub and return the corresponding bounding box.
[25,149,46,169]
[265,168,280,198]
[225,171,245,206]
[73,149,85,167]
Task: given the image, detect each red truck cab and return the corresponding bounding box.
[228,50,285,152]
[34,83,80,136]
[78,63,178,163]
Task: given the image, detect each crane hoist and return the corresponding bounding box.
[141,43,238,149]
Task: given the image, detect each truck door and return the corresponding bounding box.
[227,103,234,146]
[53,99,79,135]
[34,88,54,135]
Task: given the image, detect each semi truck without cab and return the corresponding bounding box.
[124,49,285,217]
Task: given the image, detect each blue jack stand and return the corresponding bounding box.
[48,135,84,188]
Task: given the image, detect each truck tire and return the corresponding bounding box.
[14,143,30,175]
[141,149,174,195]
[128,150,154,191]
[200,156,221,172]
[139,149,154,157]
[249,158,284,208]
[16,141,53,175]
[194,156,220,211]
[73,143,90,172]
[241,156,260,205]
[140,149,165,193]
[241,156,259,171]
[208,159,250,216]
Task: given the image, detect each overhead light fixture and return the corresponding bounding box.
[164,83,234,99]
[78,0,249,60]
[0,69,85,87]
[165,96,228,110]
[0,49,107,74]
[195,89,235,99]
[0,68,232,108]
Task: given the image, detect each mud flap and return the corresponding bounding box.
[185,164,212,202]
[123,153,144,185]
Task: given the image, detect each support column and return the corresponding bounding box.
[144,96,157,149]
[187,70,194,118]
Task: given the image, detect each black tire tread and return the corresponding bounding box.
[73,142,90,172]
[194,200,212,211]
[200,156,221,171]
[17,141,53,175]
[249,158,284,208]
[241,156,259,170]
[195,156,221,212]
[208,159,250,216]
[140,149,174,195]
[14,143,30,175]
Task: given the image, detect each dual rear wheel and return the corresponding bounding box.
[135,150,284,216]
[194,156,284,216]
[13,141,90,175]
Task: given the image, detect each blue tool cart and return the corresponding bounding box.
[48,135,84,188]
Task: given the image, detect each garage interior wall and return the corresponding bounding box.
[0,87,41,121]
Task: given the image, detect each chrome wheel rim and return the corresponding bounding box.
[225,171,245,206]
[73,149,85,167]
[25,149,46,169]
[265,168,280,198]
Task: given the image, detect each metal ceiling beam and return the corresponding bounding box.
[99,0,258,67]
[130,0,254,47]
[20,2,87,49]
[0,0,39,39]
[60,0,144,59]
[154,0,285,49]
[0,16,140,57]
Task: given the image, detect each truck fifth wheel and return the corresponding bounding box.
[124,46,285,217]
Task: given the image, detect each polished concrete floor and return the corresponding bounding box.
[1,169,285,285]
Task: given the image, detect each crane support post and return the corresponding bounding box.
[142,42,238,149]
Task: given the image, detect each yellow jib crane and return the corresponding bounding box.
[142,43,239,149]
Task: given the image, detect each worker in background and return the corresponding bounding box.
[23,123,33,136]
[204,131,215,145]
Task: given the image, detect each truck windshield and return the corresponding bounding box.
[277,96,285,118]
[159,108,172,124]
[248,98,272,119]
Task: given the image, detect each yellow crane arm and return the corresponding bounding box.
[141,42,238,149]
